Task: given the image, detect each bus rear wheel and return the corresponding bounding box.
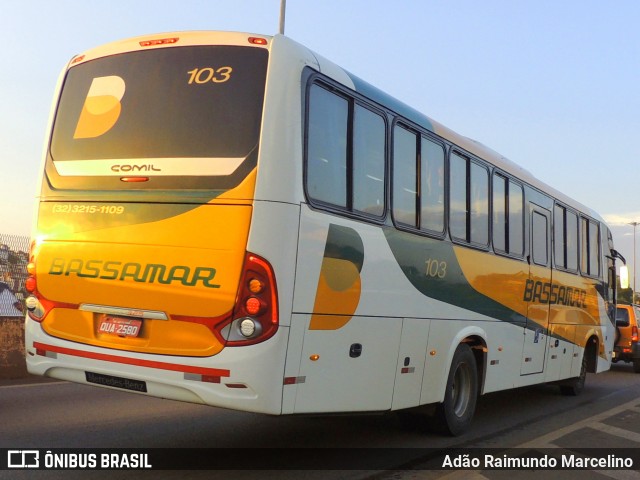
[431,343,478,436]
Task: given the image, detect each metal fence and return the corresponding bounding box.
[0,234,30,316]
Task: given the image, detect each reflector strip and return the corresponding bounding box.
[36,348,57,359]
[283,376,306,385]
[33,342,230,378]
[184,373,221,383]
[400,367,415,374]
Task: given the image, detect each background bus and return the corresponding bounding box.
[25,31,621,435]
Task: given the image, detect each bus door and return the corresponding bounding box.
[522,203,552,375]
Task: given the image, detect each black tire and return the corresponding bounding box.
[633,358,640,373]
[430,343,478,436]
[560,351,587,396]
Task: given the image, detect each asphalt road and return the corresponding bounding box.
[2,361,640,479]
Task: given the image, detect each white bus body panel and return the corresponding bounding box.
[291,314,402,413]
[25,316,290,415]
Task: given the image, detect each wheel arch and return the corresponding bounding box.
[460,335,487,396]
[447,327,487,397]
[585,334,599,373]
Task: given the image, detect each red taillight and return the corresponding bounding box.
[632,326,638,342]
[25,274,37,293]
[215,252,278,346]
[245,297,263,316]
[25,245,38,297]
[120,177,149,183]
[248,37,268,46]
[24,241,75,322]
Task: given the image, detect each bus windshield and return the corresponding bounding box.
[49,45,268,190]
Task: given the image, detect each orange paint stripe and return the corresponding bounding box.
[33,341,230,377]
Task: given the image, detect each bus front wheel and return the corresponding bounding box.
[431,343,478,436]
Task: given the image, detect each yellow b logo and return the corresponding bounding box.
[74,76,125,139]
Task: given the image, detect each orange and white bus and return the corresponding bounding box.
[25,31,623,435]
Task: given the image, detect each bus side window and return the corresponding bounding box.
[449,152,468,241]
[580,217,600,277]
[392,125,418,227]
[470,162,489,245]
[450,152,488,247]
[566,211,578,270]
[494,174,524,257]
[307,84,348,208]
[420,137,445,234]
[509,183,524,256]
[353,105,385,217]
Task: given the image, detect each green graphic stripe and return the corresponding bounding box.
[383,227,527,326]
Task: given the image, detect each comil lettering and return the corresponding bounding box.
[49,258,220,288]
[110,164,161,172]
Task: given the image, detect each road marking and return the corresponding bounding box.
[388,398,640,480]
[518,397,640,448]
[591,422,640,444]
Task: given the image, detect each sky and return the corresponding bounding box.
[2,0,640,282]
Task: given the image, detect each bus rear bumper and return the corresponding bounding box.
[25,317,289,415]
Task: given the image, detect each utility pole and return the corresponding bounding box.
[630,221,639,304]
[279,0,286,35]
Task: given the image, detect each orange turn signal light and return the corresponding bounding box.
[140,37,179,47]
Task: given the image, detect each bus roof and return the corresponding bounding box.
[66,31,271,67]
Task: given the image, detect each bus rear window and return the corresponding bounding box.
[49,45,268,190]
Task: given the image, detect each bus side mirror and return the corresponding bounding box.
[620,265,630,290]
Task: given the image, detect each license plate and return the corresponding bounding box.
[98,316,142,338]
